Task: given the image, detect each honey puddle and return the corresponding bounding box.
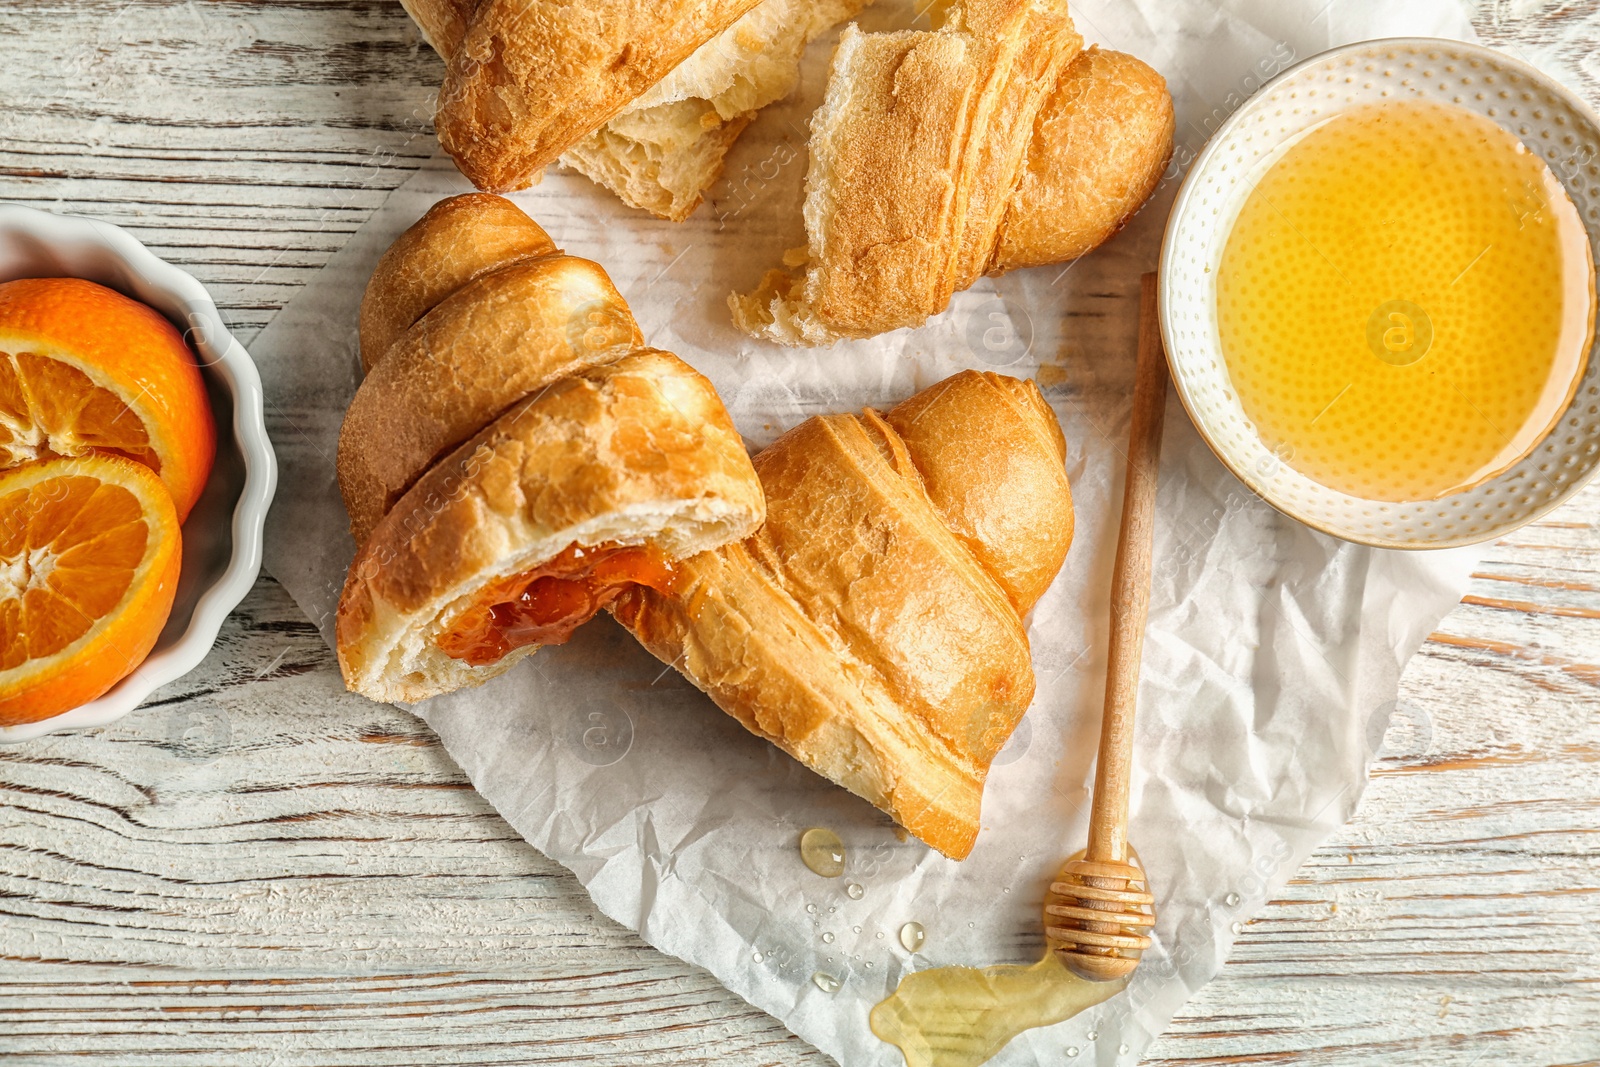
[870,949,1124,1067]
[1217,99,1596,502]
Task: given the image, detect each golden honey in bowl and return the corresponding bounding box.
[1215,100,1596,503]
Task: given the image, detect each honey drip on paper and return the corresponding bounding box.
[800,827,846,878]
[1216,100,1595,502]
[870,949,1123,1067]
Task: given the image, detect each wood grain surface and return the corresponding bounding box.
[2,2,1598,1064]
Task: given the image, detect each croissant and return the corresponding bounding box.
[731,1,1176,345]
[614,370,1074,859]
[402,0,870,219]
[336,194,764,703]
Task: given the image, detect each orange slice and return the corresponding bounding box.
[0,454,182,725]
[0,277,217,522]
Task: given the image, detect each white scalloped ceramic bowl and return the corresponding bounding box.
[1161,38,1600,549]
[0,205,277,742]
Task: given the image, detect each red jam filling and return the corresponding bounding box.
[435,542,679,667]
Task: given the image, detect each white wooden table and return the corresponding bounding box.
[2,3,1598,1064]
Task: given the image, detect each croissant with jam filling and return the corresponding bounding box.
[334,194,764,703]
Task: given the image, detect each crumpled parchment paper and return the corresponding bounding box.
[253,1,1482,1062]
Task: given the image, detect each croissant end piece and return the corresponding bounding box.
[731,0,1175,345]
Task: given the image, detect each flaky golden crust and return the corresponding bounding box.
[994,47,1175,272]
[339,350,766,704]
[336,194,764,704]
[358,192,557,374]
[884,370,1072,614]
[614,371,1073,859]
[340,254,642,546]
[398,0,477,62]
[948,0,1082,291]
[433,0,765,192]
[732,1,1174,345]
[798,26,978,336]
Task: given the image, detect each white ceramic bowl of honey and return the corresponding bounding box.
[0,205,277,742]
[1161,38,1600,549]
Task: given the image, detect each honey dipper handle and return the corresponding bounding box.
[1086,272,1168,865]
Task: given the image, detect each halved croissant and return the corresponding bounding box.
[402,0,869,219]
[731,1,1175,345]
[614,370,1074,859]
[428,0,762,192]
[336,194,764,703]
[559,0,874,221]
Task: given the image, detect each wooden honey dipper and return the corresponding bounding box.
[1044,272,1166,982]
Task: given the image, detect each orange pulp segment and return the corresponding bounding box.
[0,277,217,521]
[0,454,182,725]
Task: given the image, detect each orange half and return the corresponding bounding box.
[0,454,182,725]
[0,277,217,522]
